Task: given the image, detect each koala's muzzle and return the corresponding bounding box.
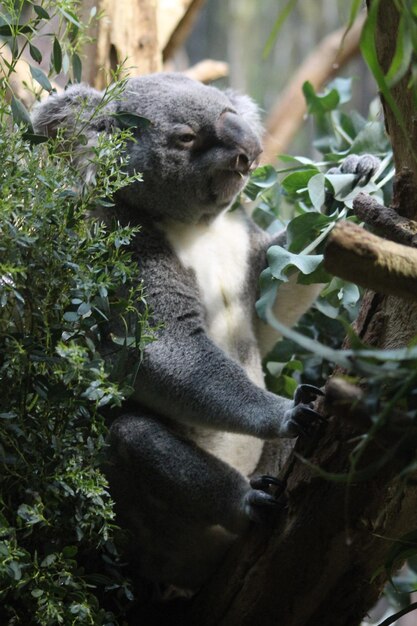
[216,111,262,175]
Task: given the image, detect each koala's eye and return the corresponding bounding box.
[176,132,196,147]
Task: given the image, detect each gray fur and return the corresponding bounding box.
[32,74,323,591]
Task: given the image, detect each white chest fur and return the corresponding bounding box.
[161,211,264,475]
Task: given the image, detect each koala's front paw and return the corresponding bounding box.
[330,154,381,186]
[282,384,325,438]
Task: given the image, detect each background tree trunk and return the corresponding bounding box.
[80,0,161,89]
[173,2,417,624]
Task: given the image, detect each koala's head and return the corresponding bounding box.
[32,73,262,224]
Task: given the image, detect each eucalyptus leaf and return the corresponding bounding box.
[29,43,42,64]
[34,5,50,19]
[111,111,151,129]
[30,65,52,92]
[267,245,323,280]
[303,81,340,114]
[287,212,332,253]
[281,168,319,194]
[10,96,33,131]
[307,173,326,211]
[72,53,82,82]
[52,38,62,74]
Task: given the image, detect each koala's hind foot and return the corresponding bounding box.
[244,475,286,524]
[104,412,272,588]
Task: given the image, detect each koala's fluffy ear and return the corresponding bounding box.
[32,84,117,184]
[225,90,263,139]
[31,84,113,137]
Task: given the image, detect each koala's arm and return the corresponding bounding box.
[130,236,318,440]
[135,328,296,440]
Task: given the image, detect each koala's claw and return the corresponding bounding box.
[244,488,280,524]
[250,474,284,493]
[293,384,324,407]
[284,403,325,438]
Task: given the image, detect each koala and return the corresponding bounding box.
[32,73,374,592]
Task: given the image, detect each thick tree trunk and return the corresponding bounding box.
[174,2,417,625]
[80,0,161,89]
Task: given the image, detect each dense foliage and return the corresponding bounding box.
[0,2,153,624]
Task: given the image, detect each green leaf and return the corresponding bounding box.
[255,268,280,321]
[287,212,332,253]
[30,65,52,92]
[17,504,43,525]
[23,133,49,145]
[72,53,82,82]
[111,111,151,130]
[326,77,352,105]
[267,245,323,280]
[307,173,326,210]
[34,5,50,19]
[52,38,62,74]
[360,0,416,161]
[11,96,33,131]
[63,545,78,558]
[29,43,42,64]
[297,263,331,285]
[7,561,22,581]
[281,168,319,194]
[245,165,278,200]
[0,412,16,419]
[345,0,363,34]
[385,14,413,87]
[303,81,340,114]
[325,173,356,197]
[41,553,57,567]
[263,0,299,59]
[0,23,32,36]
[59,8,81,27]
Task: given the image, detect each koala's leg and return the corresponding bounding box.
[104,412,280,589]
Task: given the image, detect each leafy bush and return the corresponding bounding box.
[0,106,154,624]
[0,3,154,623]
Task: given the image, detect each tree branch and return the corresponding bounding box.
[325,378,412,437]
[323,220,417,301]
[353,192,417,247]
[162,0,207,62]
[261,14,365,164]
[183,59,229,83]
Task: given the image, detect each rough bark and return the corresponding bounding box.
[352,192,417,247]
[261,14,364,165]
[175,2,417,625]
[80,0,161,89]
[324,220,417,300]
[161,0,207,62]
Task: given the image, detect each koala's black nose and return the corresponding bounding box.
[217,111,262,174]
[234,152,260,175]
